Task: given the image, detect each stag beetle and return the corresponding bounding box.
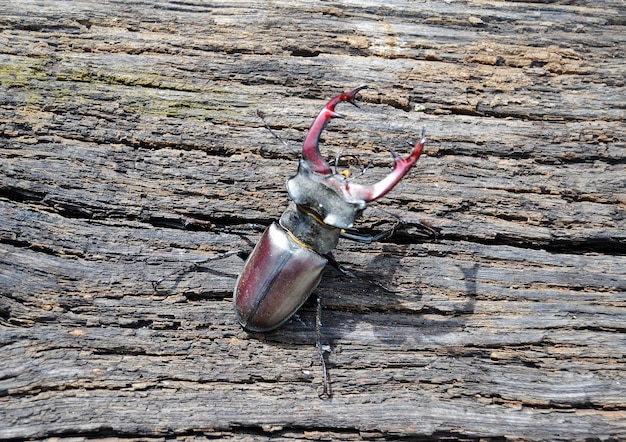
[234,85,425,332]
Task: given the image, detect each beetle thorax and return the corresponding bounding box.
[285,160,366,230]
[279,202,341,255]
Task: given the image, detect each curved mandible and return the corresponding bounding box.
[302,85,368,175]
[345,128,426,203]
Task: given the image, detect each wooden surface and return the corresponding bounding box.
[1,1,625,440]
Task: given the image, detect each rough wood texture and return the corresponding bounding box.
[1,1,625,440]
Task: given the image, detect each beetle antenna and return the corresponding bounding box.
[316,295,332,400]
[333,148,346,175]
[353,154,371,178]
[333,151,371,179]
[256,109,299,157]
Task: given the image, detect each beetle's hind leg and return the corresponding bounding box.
[329,218,439,293]
[324,252,401,293]
[316,295,332,400]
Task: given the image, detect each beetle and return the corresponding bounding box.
[233,85,425,332]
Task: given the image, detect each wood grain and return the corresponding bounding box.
[1,1,624,440]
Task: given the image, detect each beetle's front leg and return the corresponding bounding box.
[339,215,439,244]
[339,228,397,244]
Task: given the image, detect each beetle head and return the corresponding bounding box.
[291,86,426,228]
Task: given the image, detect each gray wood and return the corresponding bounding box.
[1,0,624,440]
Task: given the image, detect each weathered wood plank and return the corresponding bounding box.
[1,0,625,440]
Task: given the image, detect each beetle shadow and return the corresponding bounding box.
[241,235,481,382]
[303,245,481,349]
[257,242,413,347]
[246,255,481,401]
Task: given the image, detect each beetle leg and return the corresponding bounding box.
[324,252,399,293]
[327,246,430,294]
[302,85,368,174]
[316,295,332,400]
[341,217,439,244]
[339,227,396,244]
[346,128,426,202]
[152,249,244,292]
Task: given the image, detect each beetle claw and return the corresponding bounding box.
[301,87,425,204]
[344,84,368,108]
[302,86,368,174]
[345,130,426,203]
